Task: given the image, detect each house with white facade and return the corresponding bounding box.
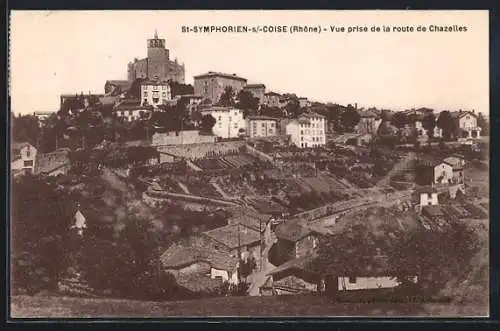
[12,142,37,176]
[200,107,246,139]
[286,112,326,148]
[246,116,279,138]
[451,110,482,140]
[140,80,172,108]
[416,157,454,185]
[115,100,153,122]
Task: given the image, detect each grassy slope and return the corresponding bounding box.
[11,294,488,318]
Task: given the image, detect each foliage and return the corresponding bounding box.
[238,256,258,279]
[12,114,41,146]
[284,99,301,118]
[200,114,216,133]
[340,105,361,132]
[436,111,455,140]
[387,222,481,293]
[236,90,259,116]
[477,112,489,136]
[390,112,408,129]
[422,113,436,139]
[311,222,390,276]
[125,78,146,99]
[217,86,236,107]
[170,81,194,97]
[11,175,74,294]
[80,217,178,300]
[260,106,285,118]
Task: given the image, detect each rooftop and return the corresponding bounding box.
[34,150,70,175]
[244,84,266,89]
[203,223,261,250]
[160,242,239,271]
[422,205,445,217]
[194,71,247,82]
[246,115,279,121]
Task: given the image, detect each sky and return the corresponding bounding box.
[10,10,489,115]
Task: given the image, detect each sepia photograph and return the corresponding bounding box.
[9,10,489,318]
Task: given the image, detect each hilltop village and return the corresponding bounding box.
[12,31,489,303]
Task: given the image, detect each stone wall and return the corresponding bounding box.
[156,141,246,161]
[152,131,216,146]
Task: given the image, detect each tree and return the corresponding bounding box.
[217,86,236,107]
[200,114,216,133]
[284,99,301,118]
[391,112,408,129]
[341,105,361,132]
[477,112,489,136]
[387,222,480,293]
[311,222,389,279]
[422,113,436,140]
[236,90,259,116]
[12,175,73,294]
[170,81,194,98]
[12,114,41,146]
[126,78,146,99]
[436,111,455,140]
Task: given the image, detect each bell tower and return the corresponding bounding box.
[147,29,169,61]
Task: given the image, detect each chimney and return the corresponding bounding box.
[354,103,358,109]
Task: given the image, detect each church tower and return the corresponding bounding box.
[147,30,170,81]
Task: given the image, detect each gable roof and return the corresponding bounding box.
[227,210,270,232]
[203,224,260,249]
[160,242,239,271]
[417,155,448,168]
[443,156,464,170]
[34,150,70,175]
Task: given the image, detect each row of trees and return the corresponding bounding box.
[390,110,489,140]
[311,220,482,295]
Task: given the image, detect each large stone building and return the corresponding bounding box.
[243,84,266,105]
[127,31,185,84]
[194,72,247,105]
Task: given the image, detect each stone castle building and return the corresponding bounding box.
[127,31,185,84]
[194,72,247,105]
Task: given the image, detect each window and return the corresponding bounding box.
[349,277,357,284]
[26,146,30,157]
[143,85,147,90]
[300,130,303,135]
[234,111,238,116]
[262,123,265,128]
[144,91,148,97]
[162,92,167,98]
[128,110,133,115]
[270,123,275,127]
[143,99,147,105]
[229,117,232,121]
[162,85,167,90]
[234,123,238,128]
[24,160,33,167]
[218,116,222,121]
